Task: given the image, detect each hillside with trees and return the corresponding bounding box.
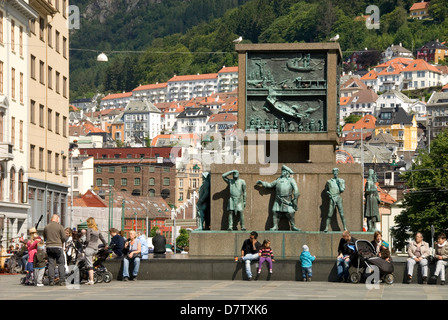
[70,0,448,100]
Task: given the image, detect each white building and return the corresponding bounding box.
[217,66,238,93]
[167,73,218,102]
[123,99,162,145]
[0,0,38,242]
[132,82,168,104]
[69,155,94,197]
[376,90,417,114]
[401,59,443,90]
[381,43,413,63]
[100,91,132,110]
[175,107,212,133]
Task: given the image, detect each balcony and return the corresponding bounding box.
[0,142,14,161]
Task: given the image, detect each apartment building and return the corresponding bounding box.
[27,0,70,228]
[167,73,218,102]
[0,0,38,242]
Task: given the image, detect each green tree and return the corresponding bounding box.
[429,0,448,22]
[176,228,190,249]
[392,130,448,248]
[343,114,362,124]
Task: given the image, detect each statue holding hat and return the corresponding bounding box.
[324,167,347,232]
[197,172,211,230]
[222,170,247,231]
[256,165,300,231]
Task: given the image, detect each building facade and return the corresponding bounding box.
[0,0,38,243]
[27,0,70,229]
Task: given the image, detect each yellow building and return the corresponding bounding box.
[409,1,430,19]
[27,0,70,228]
[375,107,418,151]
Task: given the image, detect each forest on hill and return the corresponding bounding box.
[69,0,448,101]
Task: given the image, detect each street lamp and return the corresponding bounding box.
[97,52,108,62]
[171,207,176,255]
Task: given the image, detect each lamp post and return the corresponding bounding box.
[171,207,176,255]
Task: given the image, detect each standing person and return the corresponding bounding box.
[24,228,42,285]
[222,170,247,231]
[336,230,357,282]
[152,229,166,258]
[84,217,107,285]
[257,239,275,275]
[122,230,141,281]
[43,214,66,286]
[430,233,448,285]
[137,232,149,260]
[239,231,261,281]
[324,168,347,232]
[108,228,125,258]
[33,242,47,287]
[406,232,430,284]
[300,245,316,282]
[63,228,75,272]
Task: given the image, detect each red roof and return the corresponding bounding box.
[410,1,430,11]
[132,82,168,92]
[218,66,238,73]
[168,73,218,82]
[402,59,441,73]
[102,92,133,100]
[72,190,108,208]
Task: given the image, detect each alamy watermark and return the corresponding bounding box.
[365,5,380,29]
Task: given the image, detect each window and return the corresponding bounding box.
[0,11,3,44]
[39,60,45,84]
[39,17,45,41]
[11,68,15,100]
[121,166,127,173]
[19,73,23,103]
[10,167,15,202]
[11,117,15,146]
[149,178,155,186]
[96,178,102,187]
[63,37,67,58]
[108,167,115,173]
[55,153,59,175]
[108,178,115,186]
[62,156,67,176]
[134,178,140,186]
[30,55,36,79]
[11,20,15,52]
[55,30,60,53]
[163,177,170,186]
[96,167,102,173]
[121,178,127,186]
[62,76,67,97]
[47,108,52,131]
[62,116,67,136]
[19,120,23,150]
[55,71,60,93]
[19,26,23,56]
[0,60,3,93]
[39,148,44,171]
[48,66,52,89]
[73,177,78,189]
[47,150,52,172]
[134,166,141,173]
[55,112,60,134]
[30,145,35,168]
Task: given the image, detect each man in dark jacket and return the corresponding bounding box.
[43,214,66,286]
[108,228,125,258]
[336,230,357,282]
[239,231,262,281]
[152,229,166,258]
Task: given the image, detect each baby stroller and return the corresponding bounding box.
[93,245,113,283]
[350,239,394,285]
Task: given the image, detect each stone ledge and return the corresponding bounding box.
[103,256,442,284]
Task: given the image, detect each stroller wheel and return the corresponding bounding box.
[103,271,113,283]
[350,272,361,284]
[20,277,26,285]
[95,271,104,283]
[93,272,99,284]
[384,274,394,285]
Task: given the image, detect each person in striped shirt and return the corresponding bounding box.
[258,240,275,274]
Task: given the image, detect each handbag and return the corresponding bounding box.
[427,255,436,264]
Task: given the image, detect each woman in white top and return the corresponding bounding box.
[122,230,141,281]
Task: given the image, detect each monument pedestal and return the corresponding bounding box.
[189,231,373,259]
[190,43,366,259]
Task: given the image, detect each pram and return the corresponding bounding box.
[66,241,113,284]
[93,245,113,283]
[350,239,394,285]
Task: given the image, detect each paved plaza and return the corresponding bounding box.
[1,274,447,301]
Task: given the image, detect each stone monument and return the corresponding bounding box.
[189,43,365,259]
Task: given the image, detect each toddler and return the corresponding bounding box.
[258,240,274,274]
[300,245,316,281]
